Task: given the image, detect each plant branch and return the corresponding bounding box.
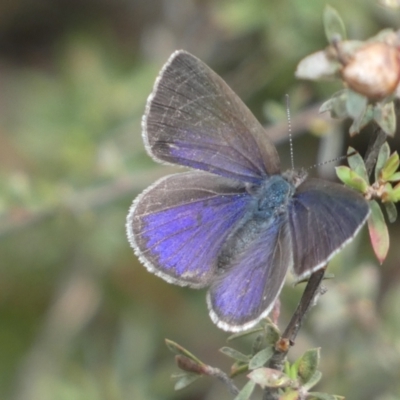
[281,267,327,343]
[174,354,240,396]
[262,267,327,400]
[204,365,240,396]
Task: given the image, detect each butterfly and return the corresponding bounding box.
[126,50,370,332]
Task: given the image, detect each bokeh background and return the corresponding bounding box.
[1,1,400,399]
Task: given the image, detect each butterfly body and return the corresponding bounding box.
[127,50,370,332]
[218,175,294,268]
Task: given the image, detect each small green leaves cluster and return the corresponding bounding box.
[223,318,281,378]
[166,320,344,399]
[336,142,400,263]
[240,347,343,400]
[296,5,400,136]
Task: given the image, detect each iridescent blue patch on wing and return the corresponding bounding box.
[128,171,253,288]
[141,195,250,278]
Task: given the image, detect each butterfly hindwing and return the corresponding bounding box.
[127,171,252,288]
[143,50,281,183]
[207,215,292,331]
[288,178,370,279]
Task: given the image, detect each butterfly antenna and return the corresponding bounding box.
[307,152,356,171]
[285,94,295,170]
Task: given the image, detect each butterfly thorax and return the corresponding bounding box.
[247,175,295,219]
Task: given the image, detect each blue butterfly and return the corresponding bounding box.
[126,50,370,332]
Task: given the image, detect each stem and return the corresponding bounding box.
[281,268,327,342]
[204,365,240,396]
[364,126,387,177]
[262,267,327,400]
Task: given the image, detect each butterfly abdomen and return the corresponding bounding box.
[217,175,293,272]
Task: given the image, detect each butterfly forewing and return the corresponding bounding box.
[143,50,281,183]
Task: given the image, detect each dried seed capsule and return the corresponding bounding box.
[341,42,400,100]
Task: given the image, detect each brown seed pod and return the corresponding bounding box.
[341,42,400,100]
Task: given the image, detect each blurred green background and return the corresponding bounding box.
[1,0,400,399]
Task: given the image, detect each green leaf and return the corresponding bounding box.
[280,390,301,400]
[233,380,256,400]
[230,361,249,378]
[374,101,396,137]
[335,166,369,193]
[249,347,274,370]
[384,181,400,203]
[228,327,263,341]
[384,201,398,223]
[319,90,348,118]
[381,152,399,181]
[248,368,293,389]
[335,165,352,183]
[346,90,368,120]
[303,371,322,391]
[347,147,369,182]
[375,142,391,182]
[165,339,204,365]
[264,320,281,345]
[297,348,320,385]
[349,105,374,136]
[323,5,347,43]
[387,171,400,182]
[173,373,201,390]
[382,182,396,202]
[368,200,389,264]
[346,90,369,135]
[284,360,298,380]
[251,333,265,355]
[219,347,250,363]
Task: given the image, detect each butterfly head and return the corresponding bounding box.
[282,168,308,188]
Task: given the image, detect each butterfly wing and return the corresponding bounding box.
[143,50,280,183]
[207,216,292,332]
[288,178,370,279]
[127,171,252,288]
